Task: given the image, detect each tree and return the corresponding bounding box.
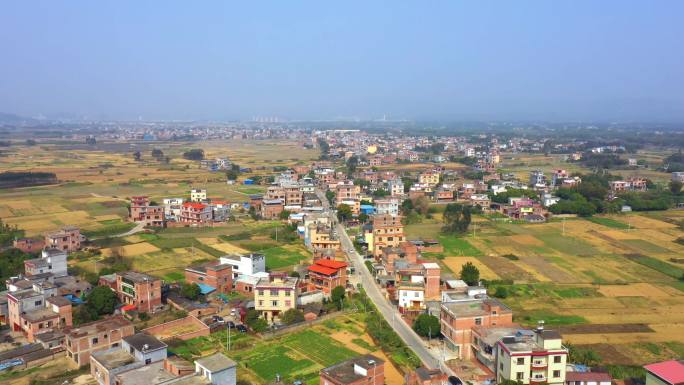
[244,309,260,325]
[281,309,305,325]
[494,286,509,299]
[670,180,683,195]
[412,196,430,216]
[138,312,150,321]
[358,213,369,223]
[331,286,346,310]
[73,304,98,325]
[460,262,480,286]
[25,139,37,146]
[181,282,201,300]
[151,149,164,161]
[249,318,268,333]
[325,190,335,205]
[442,203,472,234]
[346,155,359,175]
[133,151,142,161]
[279,210,291,220]
[226,170,239,181]
[86,286,118,315]
[337,204,353,222]
[413,314,440,338]
[182,149,205,160]
[372,189,389,198]
[288,271,300,278]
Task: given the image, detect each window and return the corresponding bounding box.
[284,291,291,297]
[258,290,264,296]
[258,300,263,306]
[270,290,278,296]
[517,372,524,380]
[414,292,419,298]
[145,358,152,365]
[272,300,278,306]
[553,370,561,378]
[554,355,561,363]
[35,300,42,306]
[517,358,524,365]
[475,318,482,326]
[92,337,98,344]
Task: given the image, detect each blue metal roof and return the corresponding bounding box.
[196,283,216,295]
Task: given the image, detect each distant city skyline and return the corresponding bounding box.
[1,1,683,123]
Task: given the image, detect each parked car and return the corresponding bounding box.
[212,315,225,324]
[448,376,463,385]
[236,324,248,333]
[226,321,236,329]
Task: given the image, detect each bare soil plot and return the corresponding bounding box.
[556,323,653,334]
[101,242,160,257]
[211,242,250,254]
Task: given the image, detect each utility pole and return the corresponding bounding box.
[227,323,231,351]
[562,217,565,236]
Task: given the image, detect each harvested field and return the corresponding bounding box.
[443,257,499,280]
[508,234,545,247]
[599,283,671,297]
[101,242,160,257]
[211,242,250,254]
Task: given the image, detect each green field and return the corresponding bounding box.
[585,217,630,229]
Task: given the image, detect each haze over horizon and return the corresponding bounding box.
[1,1,683,123]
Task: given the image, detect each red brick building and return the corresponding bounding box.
[64,315,135,366]
[104,271,162,314]
[12,238,45,253]
[45,226,84,252]
[261,199,285,220]
[307,259,348,293]
[184,262,233,294]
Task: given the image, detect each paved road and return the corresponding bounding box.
[315,188,450,372]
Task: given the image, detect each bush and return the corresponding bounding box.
[281,309,304,325]
[494,286,509,298]
[413,314,440,338]
[138,312,150,321]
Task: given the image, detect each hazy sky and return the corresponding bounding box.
[1,1,683,122]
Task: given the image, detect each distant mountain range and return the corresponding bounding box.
[0,112,38,125]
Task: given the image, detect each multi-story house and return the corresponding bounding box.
[495,324,568,385]
[395,262,440,313]
[470,194,491,209]
[45,226,84,252]
[260,199,285,219]
[185,261,233,294]
[24,249,68,277]
[162,198,184,221]
[307,259,348,294]
[335,181,361,215]
[365,214,405,256]
[7,288,72,342]
[190,188,207,202]
[320,355,384,385]
[418,171,440,186]
[440,296,513,359]
[254,275,298,323]
[388,179,405,197]
[550,170,568,186]
[610,177,648,192]
[129,196,165,227]
[65,315,135,366]
[102,271,162,314]
[374,198,399,216]
[219,253,266,279]
[306,223,341,253]
[180,202,213,224]
[529,170,546,187]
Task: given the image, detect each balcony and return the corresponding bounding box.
[529,376,547,384]
[531,360,547,369]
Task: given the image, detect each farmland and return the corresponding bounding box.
[406,210,684,366]
[167,313,405,385]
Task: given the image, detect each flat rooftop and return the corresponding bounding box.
[92,348,135,369]
[65,315,131,339]
[321,354,384,384]
[118,271,159,283]
[114,361,177,385]
[442,298,512,317]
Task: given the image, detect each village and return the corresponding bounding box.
[1,127,683,385]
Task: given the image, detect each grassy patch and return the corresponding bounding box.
[283,329,358,366]
[352,338,377,351]
[438,235,483,256]
[82,222,137,238]
[585,217,630,229]
[537,233,598,256]
[516,309,588,326]
[164,271,185,282]
[625,254,684,279]
[622,239,671,254]
[261,246,309,270]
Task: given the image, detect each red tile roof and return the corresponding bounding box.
[644,360,684,385]
[308,264,338,276]
[183,202,207,209]
[315,259,348,269]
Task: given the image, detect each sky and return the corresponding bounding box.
[1,1,683,122]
